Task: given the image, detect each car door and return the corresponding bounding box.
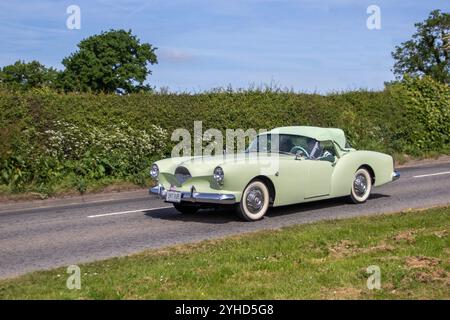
[273,156,309,206]
[303,140,338,199]
[303,159,335,199]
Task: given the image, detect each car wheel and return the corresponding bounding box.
[173,204,199,214]
[349,168,372,204]
[237,180,270,221]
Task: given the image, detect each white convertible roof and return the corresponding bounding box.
[265,126,347,149]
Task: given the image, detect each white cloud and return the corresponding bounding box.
[158,48,195,63]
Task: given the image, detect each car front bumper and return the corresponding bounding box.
[150,184,236,205]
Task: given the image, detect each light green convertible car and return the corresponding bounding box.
[150,126,400,221]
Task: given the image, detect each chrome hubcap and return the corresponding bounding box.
[246,187,264,213]
[353,174,368,197]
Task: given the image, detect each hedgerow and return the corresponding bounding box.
[0,76,448,194]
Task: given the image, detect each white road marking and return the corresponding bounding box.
[413,171,450,179]
[87,206,172,218]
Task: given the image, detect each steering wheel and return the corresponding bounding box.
[290,146,309,158]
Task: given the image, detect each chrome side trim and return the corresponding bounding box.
[149,184,236,205]
[392,171,400,181]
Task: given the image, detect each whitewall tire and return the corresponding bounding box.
[237,180,270,221]
[349,168,372,204]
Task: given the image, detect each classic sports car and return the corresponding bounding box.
[150,126,400,221]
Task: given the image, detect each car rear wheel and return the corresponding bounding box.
[349,168,372,204]
[236,180,270,221]
[173,203,199,214]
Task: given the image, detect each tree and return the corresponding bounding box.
[0,60,60,90]
[392,10,450,84]
[60,29,157,93]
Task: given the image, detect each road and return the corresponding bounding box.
[1,162,450,279]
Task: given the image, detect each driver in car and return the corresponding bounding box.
[306,137,322,159]
[306,137,335,162]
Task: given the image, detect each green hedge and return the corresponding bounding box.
[0,76,449,194]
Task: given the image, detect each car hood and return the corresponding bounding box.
[173,153,290,176]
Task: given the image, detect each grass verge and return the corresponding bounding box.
[0,178,152,203]
[0,206,449,299]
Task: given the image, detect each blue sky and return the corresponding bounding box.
[0,0,448,92]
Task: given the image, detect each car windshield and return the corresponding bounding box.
[246,134,311,155]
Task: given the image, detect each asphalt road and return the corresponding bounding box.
[1,162,450,279]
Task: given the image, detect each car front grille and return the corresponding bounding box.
[174,166,192,185]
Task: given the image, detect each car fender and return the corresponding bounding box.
[331,150,394,197]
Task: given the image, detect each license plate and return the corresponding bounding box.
[166,191,181,203]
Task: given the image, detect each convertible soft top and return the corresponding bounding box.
[266,126,347,150]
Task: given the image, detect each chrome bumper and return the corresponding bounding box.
[149,184,236,205]
[392,170,400,181]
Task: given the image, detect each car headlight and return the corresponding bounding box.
[213,166,224,184]
[150,164,159,178]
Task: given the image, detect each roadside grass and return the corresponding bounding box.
[392,152,448,166]
[0,206,449,299]
[0,177,152,203]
